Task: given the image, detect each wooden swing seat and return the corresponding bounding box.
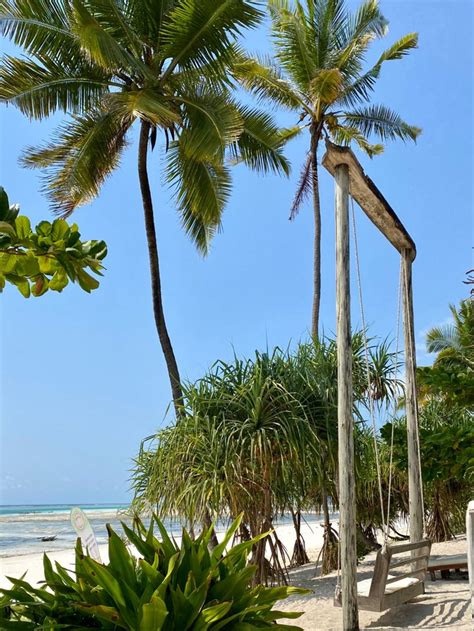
[335,539,432,612]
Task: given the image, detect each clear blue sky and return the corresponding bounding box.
[1,1,472,505]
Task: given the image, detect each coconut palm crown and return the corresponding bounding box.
[0,0,291,413]
[236,0,421,337]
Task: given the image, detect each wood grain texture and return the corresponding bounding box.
[401,250,424,546]
[322,142,416,259]
[335,163,359,631]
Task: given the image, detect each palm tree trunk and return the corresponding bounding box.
[310,127,321,340]
[138,120,184,417]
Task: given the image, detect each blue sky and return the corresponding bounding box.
[1,1,472,505]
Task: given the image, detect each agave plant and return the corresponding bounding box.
[0,515,308,630]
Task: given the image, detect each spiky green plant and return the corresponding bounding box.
[0,515,308,629]
[236,0,421,337]
[0,0,292,415]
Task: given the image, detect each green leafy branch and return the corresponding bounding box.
[0,186,107,297]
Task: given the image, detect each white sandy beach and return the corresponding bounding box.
[1,519,471,630]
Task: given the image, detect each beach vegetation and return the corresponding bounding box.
[381,401,474,542]
[0,515,308,630]
[132,336,400,583]
[0,186,107,296]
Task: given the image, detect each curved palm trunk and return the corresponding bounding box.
[138,121,184,417]
[310,128,322,340]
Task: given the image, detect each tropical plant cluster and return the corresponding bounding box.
[379,298,474,542]
[0,516,307,630]
[0,186,107,296]
[133,337,401,581]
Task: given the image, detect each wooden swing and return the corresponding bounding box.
[323,143,430,626]
[335,539,432,612]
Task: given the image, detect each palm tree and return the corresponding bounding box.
[426,299,474,369]
[0,0,290,415]
[237,0,421,337]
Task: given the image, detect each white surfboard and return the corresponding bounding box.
[70,507,102,563]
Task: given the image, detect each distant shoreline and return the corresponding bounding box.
[0,503,130,517]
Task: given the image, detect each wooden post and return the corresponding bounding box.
[335,164,359,631]
[401,249,423,544]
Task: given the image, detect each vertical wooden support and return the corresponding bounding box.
[335,164,359,631]
[401,249,423,544]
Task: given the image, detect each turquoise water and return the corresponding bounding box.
[0,505,331,559]
[0,504,128,517]
[0,504,154,557]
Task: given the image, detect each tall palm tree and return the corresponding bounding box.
[237,0,421,337]
[0,0,290,415]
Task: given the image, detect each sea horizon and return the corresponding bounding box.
[0,503,130,517]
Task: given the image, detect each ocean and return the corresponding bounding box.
[0,504,180,558]
[0,505,331,559]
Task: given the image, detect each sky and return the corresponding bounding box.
[0,1,472,505]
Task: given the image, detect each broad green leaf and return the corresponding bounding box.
[82,557,127,608]
[140,596,168,631]
[0,253,18,274]
[51,219,70,242]
[49,269,69,292]
[200,600,232,624]
[15,216,31,240]
[107,525,137,588]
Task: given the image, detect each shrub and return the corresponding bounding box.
[0,515,307,630]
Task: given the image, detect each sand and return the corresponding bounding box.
[1,519,471,630]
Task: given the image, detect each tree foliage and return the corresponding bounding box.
[417,299,474,410]
[0,0,291,253]
[0,186,106,297]
[381,401,473,542]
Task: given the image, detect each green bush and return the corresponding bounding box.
[0,515,307,630]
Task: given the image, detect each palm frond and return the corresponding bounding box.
[426,325,460,355]
[78,0,146,55]
[310,67,343,104]
[234,54,304,111]
[343,0,387,44]
[177,91,243,160]
[71,0,150,76]
[229,107,294,176]
[0,0,76,62]
[166,135,231,253]
[106,88,181,127]
[329,123,384,157]
[343,105,421,142]
[161,0,262,79]
[289,153,312,220]
[0,54,110,118]
[21,109,131,215]
[377,32,418,63]
[269,0,317,91]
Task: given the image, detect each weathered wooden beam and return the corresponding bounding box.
[401,249,424,545]
[322,142,416,260]
[335,163,359,631]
